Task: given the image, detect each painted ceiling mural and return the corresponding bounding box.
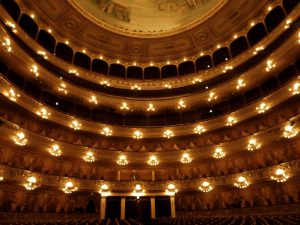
[73,0,224,34]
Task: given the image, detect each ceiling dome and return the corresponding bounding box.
[70,0,227,37]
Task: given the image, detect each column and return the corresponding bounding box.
[100,197,106,221]
[152,171,155,181]
[117,170,121,181]
[150,197,156,219]
[170,196,176,218]
[121,197,126,220]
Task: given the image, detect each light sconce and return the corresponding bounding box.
[100,80,110,86]
[247,138,261,151]
[117,154,128,166]
[83,150,95,162]
[62,181,78,194]
[147,103,155,112]
[5,21,17,33]
[177,100,186,109]
[199,181,213,192]
[165,183,178,196]
[226,115,237,126]
[101,127,112,136]
[289,81,300,95]
[253,46,264,55]
[147,155,159,166]
[222,65,233,73]
[236,79,246,90]
[36,108,51,119]
[192,77,202,84]
[283,124,298,139]
[89,95,98,105]
[208,92,218,102]
[271,168,289,183]
[99,183,110,196]
[49,144,62,157]
[37,50,48,59]
[58,83,68,94]
[24,176,39,190]
[234,176,249,188]
[131,84,141,90]
[164,84,172,89]
[265,60,276,72]
[4,88,20,102]
[194,125,206,134]
[256,102,270,114]
[213,147,226,159]
[68,69,79,76]
[2,38,12,52]
[12,131,28,146]
[133,130,143,139]
[180,153,192,164]
[163,129,174,138]
[120,102,130,111]
[133,183,145,199]
[70,120,81,130]
[284,19,292,29]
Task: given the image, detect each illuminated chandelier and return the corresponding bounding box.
[180,153,192,164]
[289,81,300,95]
[133,130,143,139]
[147,155,159,166]
[194,125,206,134]
[247,138,261,151]
[24,176,39,190]
[12,131,28,146]
[234,176,249,189]
[49,144,62,157]
[271,168,289,182]
[165,183,178,196]
[70,120,81,130]
[212,147,226,159]
[283,124,298,139]
[117,154,128,166]
[83,150,95,162]
[62,181,78,194]
[36,108,51,119]
[199,181,213,192]
[101,127,112,136]
[226,115,237,126]
[132,183,145,199]
[4,88,20,101]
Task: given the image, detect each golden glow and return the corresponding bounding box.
[163,129,174,138]
[2,37,12,52]
[165,183,177,196]
[133,130,143,139]
[199,181,212,192]
[147,103,155,112]
[192,77,202,84]
[120,102,130,111]
[133,183,145,199]
[37,50,48,59]
[234,176,249,188]
[99,183,110,196]
[58,83,68,94]
[271,168,289,183]
[236,79,246,90]
[180,153,192,164]
[30,13,35,19]
[12,131,28,146]
[208,92,217,102]
[226,115,237,126]
[89,95,98,105]
[68,69,79,76]
[117,154,128,166]
[247,138,261,151]
[213,147,225,159]
[284,19,292,29]
[222,65,233,73]
[70,120,82,130]
[283,124,298,139]
[289,81,300,95]
[256,102,270,114]
[164,84,172,89]
[4,88,20,102]
[194,125,206,134]
[131,84,141,90]
[49,144,62,157]
[24,176,38,190]
[63,181,78,194]
[147,155,159,166]
[100,80,110,86]
[83,150,95,162]
[253,46,264,55]
[265,60,276,72]
[177,100,186,109]
[0,176,3,181]
[101,127,112,136]
[36,108,51,119]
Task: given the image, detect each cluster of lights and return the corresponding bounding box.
[12,131,28,146]
[194,125,206,134]
[147,103,155,112]
[37,50,48,59]
[89,95,98,105]
[226,115,237,126]
[120,102,130,111]
[133,183,145,199]
[36,108,51,119]
[163,129,174,138]
[133,130,143,139]
[30,65,39,77]
[101,127,112,136]
[62,181,78,194]
[131,84,141,90]
[265,60,276,72]
[83,150,95,162]
[234,176,249,189]
[177,100,186,109]
[164,84,172,89]
[24,176,38,190]
[100,80,110,86]
[165,183,177,196]
[68,69,79,76]
[147,155,159,166]
[236,79,246,90]
[271,168,289,183]
[48,144,62,157]
[208,92,218,102]
[192,77,202,84]
[5,21,17,33]
[199,181,212,192]
[289,80,300,95]
[99,183,110,196]
[180,153,192,164]
[222,65,233,73]
[256,102,270,114]
[284,19,292,29]
[283,124,298,139]
[212,147,226,159]
[58,83,68,94]
[4,88,20,102]
[247,138,261,151]
[2,38,12,52]
[117,154,128,165]
[70,120,82,130]
[253,46,264,55]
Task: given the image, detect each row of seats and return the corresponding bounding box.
[153,215,300,225]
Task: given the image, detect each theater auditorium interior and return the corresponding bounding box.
[0,0,300,224]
